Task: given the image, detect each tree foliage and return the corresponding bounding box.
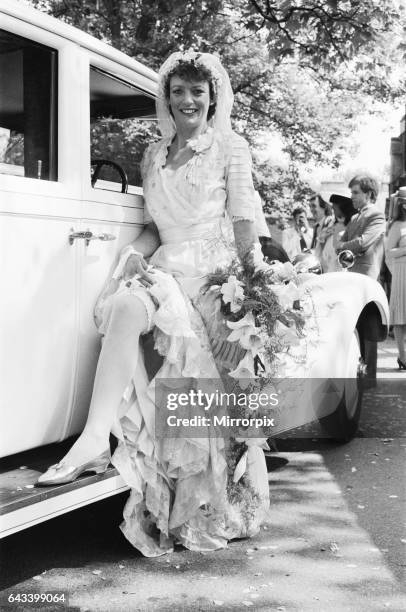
[28,0,406,218]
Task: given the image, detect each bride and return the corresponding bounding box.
[38,51,271,556]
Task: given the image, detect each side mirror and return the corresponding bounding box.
[337,250,355,270]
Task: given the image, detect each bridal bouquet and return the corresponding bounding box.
[204,243,316,389]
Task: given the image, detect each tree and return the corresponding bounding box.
[28,0,406,219]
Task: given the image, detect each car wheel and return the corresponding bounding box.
[319,331,366,442]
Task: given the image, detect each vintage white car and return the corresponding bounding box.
[0,1,388,536]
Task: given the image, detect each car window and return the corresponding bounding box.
[90,66,156,193]
[0,29,58,181]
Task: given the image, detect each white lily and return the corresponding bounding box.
[228,353,258,389]
[221,275,244,313]
[271,282,301,311]
[227,312,263,355]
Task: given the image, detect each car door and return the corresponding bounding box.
[65,55,157,436]
[0,23,84,456]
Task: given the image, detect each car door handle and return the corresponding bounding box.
[69,229,116,246]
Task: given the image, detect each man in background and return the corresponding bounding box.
[336,174,386,385]
[282,206,312,260]
[336,175,385,278]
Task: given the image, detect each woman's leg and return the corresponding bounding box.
[61,293,150,467]
[394,324,406,362]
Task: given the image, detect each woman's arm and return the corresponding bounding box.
[127,222,160,258]
[385,222,400,260]
[233,219,258,262]
[388,246,406,258]
[226,134,262,265]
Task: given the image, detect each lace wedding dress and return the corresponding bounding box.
[97,128,270,556]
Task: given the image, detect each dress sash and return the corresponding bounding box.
[159,217,224,244]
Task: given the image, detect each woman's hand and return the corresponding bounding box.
[123,253,155,287]
[318,226,334,244]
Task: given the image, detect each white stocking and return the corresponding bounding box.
[61,293,150,466]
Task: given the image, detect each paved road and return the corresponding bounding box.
[0,339,405,611]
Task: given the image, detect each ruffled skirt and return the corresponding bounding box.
[98,269,270,557]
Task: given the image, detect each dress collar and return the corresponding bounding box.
[157,127,214,169]
[187,127,214,153]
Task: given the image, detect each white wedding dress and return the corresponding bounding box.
[96,128,270,556]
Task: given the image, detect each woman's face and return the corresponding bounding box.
[310,197,324,222]
[168,75,211,132]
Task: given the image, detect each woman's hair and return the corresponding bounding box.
[292,206,306,219]
[310,194,333,217]
[334,200,357,226]
[164,61,216,120]
[348,175,379,203]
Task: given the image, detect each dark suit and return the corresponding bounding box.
[338,203,385,381]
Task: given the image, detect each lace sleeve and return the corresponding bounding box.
[225,133,256,224]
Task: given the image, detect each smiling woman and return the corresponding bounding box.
[37,50,272,556]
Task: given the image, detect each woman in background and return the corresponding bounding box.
[321,194,357,272]
[385,189,406,369]
[309,194,334,269]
